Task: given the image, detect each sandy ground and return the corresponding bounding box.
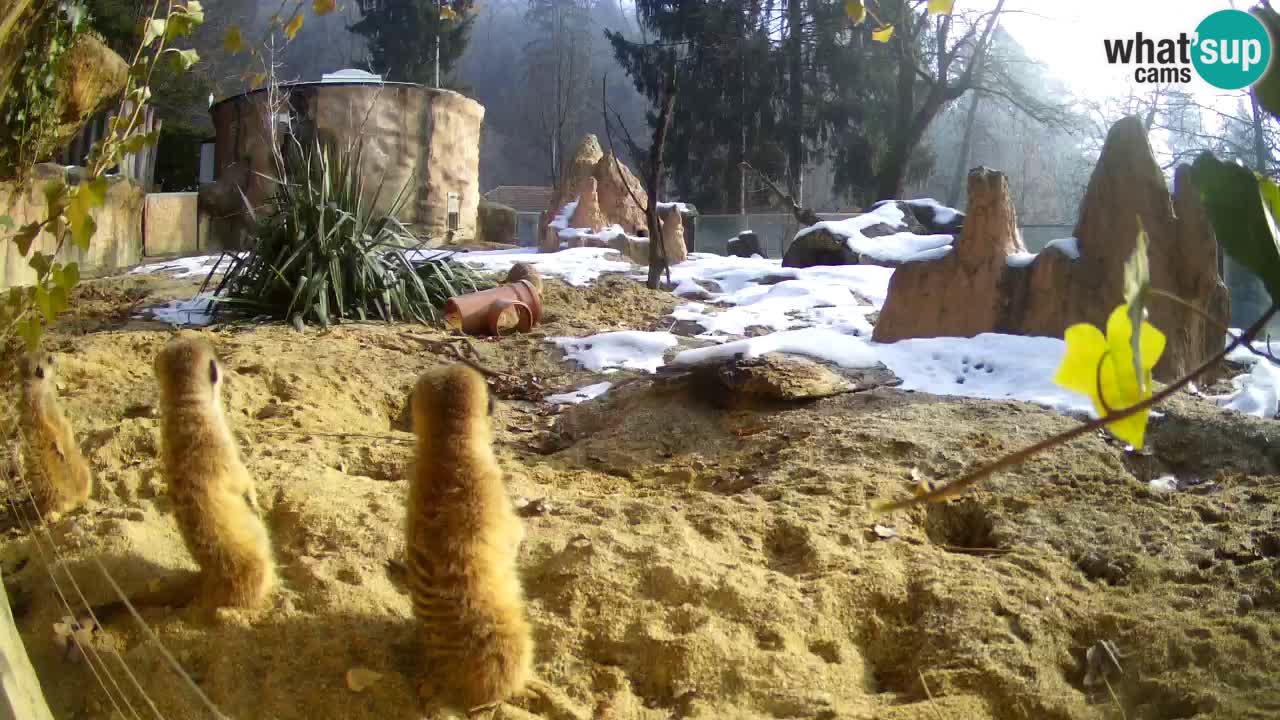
[2,265,1280,720]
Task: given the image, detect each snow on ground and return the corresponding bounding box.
[139,294,217,326]
[457,247,634,287]
[792,203,955,265]
[1005,237,1082,268]
[551,331,679,374]
[1211,333,1280,418]
[128,254,239,278]
[544,381,614,406]
[673,328,1093,417]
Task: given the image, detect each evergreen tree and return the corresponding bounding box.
[350,0,475,85]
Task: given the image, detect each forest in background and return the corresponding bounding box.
[72,0,1280,225]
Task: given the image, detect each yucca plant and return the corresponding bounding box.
[201,133,491,327]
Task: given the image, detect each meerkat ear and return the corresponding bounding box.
[34,364,45,380]
[208,359,220,386]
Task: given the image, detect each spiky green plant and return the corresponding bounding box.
[203,135,491,327]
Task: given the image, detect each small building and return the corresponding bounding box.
[483,185,552,246]
[202,69,485,247]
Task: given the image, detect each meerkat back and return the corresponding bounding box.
[153,335,275,610]
[17,351,92,518]
[407,364,532,714]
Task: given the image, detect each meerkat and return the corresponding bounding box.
[15,351,92,520]
[503,263,543,292]
[406,364,532,716]
[152,334,275,611]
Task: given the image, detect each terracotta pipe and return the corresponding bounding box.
[444,280,543,335]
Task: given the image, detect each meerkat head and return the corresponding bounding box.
[154,335,224,404]
[410,365,495,438]
[19,351,56,385]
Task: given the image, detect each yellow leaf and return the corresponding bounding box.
[284,13,304,40]
[439,5,457,20]
[313,0,336,15]
[845,0,866,25]
[872,24,895,42]
[223,26,243,54]
[928,0,956,14]
[1053,305,1166,449]
[252,73,267,88]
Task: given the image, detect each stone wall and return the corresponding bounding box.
[0,167,144,289]
[143,192,198,256]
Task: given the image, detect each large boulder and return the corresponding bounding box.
[782,201,935,269]
[593,153,648,234]
[728,231,764,258]
[877,198,966,235]
[872,116,1229,382]
[540,134,650,251]
[476,198,517,245]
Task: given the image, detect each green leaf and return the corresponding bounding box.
[33,285,52,322]
[28,251,51,278]
[49,286,68,314]
[166,48,200,71]
[12,222,40,255]
[144,18,166,47]
[63,261,79,287]
[66,179,106,252]
[0,215,13,230]
[118,130,160,156]
[1191,152,1280,303]
[1252,6,1280,119]
[18,315,41,351]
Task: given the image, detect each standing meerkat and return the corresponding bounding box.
[153,335,275,611]
[407,364,532,716]
[16,351,92,520]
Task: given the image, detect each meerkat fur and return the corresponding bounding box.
[154,335,275,611]
[16,351,92,519]
[407,364,532,715]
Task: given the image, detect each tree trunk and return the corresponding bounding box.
[785,0,804,202]
[646,69,678,289]
[946,90,981,207]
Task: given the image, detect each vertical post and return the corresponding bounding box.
[0,569,55,720]
[434,0,442,88]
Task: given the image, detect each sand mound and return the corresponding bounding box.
[1,270,1279,719]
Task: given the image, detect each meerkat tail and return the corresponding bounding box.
[88,573,200,624]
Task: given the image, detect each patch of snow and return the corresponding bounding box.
[670,329,1093,417]
[552,331,679,374]
[549,198,578,231]
[558,225,632,245]
[129,254,239,279]
[1006,251,1038,268]
[1207,358,1280,418]
[793,203,954,264]
[794,202,907,242]
[673,327,881,369]
[672,279,706,298]
[544,381,613,405]
[656,201,692,214]
[906,198,961,225]
[456,247,633,287]
[1044,237,1081,260]
[138,294,217,326]
[1149,476,1178,494]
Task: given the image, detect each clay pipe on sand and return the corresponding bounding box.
[444,280,544,336]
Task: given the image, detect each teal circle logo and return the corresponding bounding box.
[1193,9,1272,90]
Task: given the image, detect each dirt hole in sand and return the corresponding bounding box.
[924,499,1002,555]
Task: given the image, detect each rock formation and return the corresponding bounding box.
[541,134,649,252]
[782,202,931,269]
[568,177,607,232]
[872,116,1229,382]
[728,232,764,258]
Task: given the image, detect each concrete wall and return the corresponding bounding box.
[0,168,144,289]
[143,192,198,256]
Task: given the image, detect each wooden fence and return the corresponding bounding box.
[55,100,162,191]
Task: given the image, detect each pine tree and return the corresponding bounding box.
[349,0,475,85]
